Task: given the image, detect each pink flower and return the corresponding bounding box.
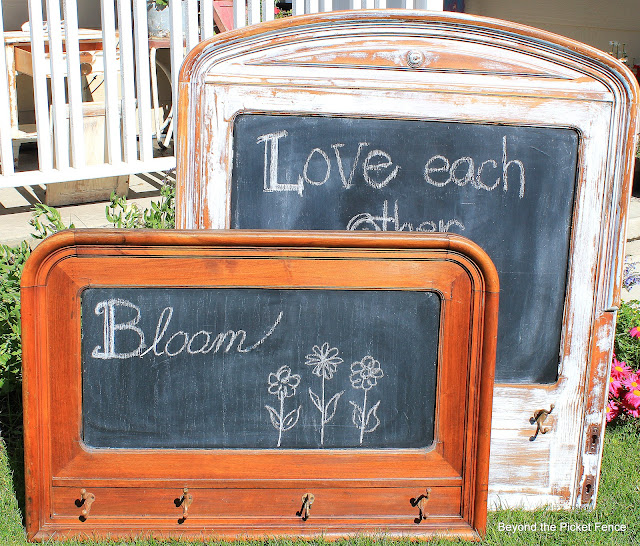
[623,383,640,410]
[622,373,640,393]
[622,399,640,417]
[630,326,640,338]
[611,358,633,380]
[609,377,624,398]
[606,401,620,422]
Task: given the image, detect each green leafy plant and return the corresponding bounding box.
[143,180,175,229]
[614,300,640,365]
[2,202,72,397]
[29,203,74,239]
[0,242,30,395]
[105,192,143,228]
[106,176,175,229]
[0,174,175,400]
[275,7,292,18]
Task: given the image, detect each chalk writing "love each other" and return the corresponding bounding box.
[91,299,283,360]
[257,132,526,198]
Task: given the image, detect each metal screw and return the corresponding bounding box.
[406,50,425,68]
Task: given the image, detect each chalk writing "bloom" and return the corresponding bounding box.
[91,299,283,360]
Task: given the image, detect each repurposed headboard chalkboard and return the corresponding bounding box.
[176,11,639,509]
[21,230,498,541]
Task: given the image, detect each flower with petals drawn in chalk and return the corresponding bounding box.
[265,365,302,447]
[349,355,384,444]
[305,342,343,380]
[305,342,344,445]
[268,365,301,399]
[350,355,384,391]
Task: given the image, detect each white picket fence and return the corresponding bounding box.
[0,0,443,189]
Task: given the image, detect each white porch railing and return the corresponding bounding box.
[0,0,443,189]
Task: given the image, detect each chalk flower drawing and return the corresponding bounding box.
[305,343,344,445]
[349,356,384,444]
[306,342,343,379]
[265,365,302,447]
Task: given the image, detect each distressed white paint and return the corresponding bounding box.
[0,6,14,175]
[176,11,639,508]
[27,0,53,171]
[62,0,85,168]
[132,0,153,162]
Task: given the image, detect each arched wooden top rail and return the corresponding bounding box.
[22,229,499,295]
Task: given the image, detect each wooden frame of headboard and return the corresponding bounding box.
[22,230,497,541]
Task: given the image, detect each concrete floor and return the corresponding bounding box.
[0,171,172,248]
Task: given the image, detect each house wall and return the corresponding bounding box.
[466,0,640,67]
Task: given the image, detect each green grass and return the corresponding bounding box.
[482,426,640,545]
[1,419,639,545]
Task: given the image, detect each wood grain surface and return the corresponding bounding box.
[21,230,498,541]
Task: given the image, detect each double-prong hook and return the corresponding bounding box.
[530,404,555,441]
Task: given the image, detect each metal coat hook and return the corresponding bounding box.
[410,488,431,523]
[76,489,95,520]
[297,493,315,521]
[529,404,555,441]
[177,487,193,522]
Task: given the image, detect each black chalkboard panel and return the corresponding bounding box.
[81,287,440,449]
[231,114,579,383]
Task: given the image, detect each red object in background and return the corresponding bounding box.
[213,0,234,32]
[634,65,640,85]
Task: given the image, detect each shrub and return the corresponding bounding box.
[0,174,176,398]
[608,300,640,423]
[106,175,175,229]
[0,242,30,395]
